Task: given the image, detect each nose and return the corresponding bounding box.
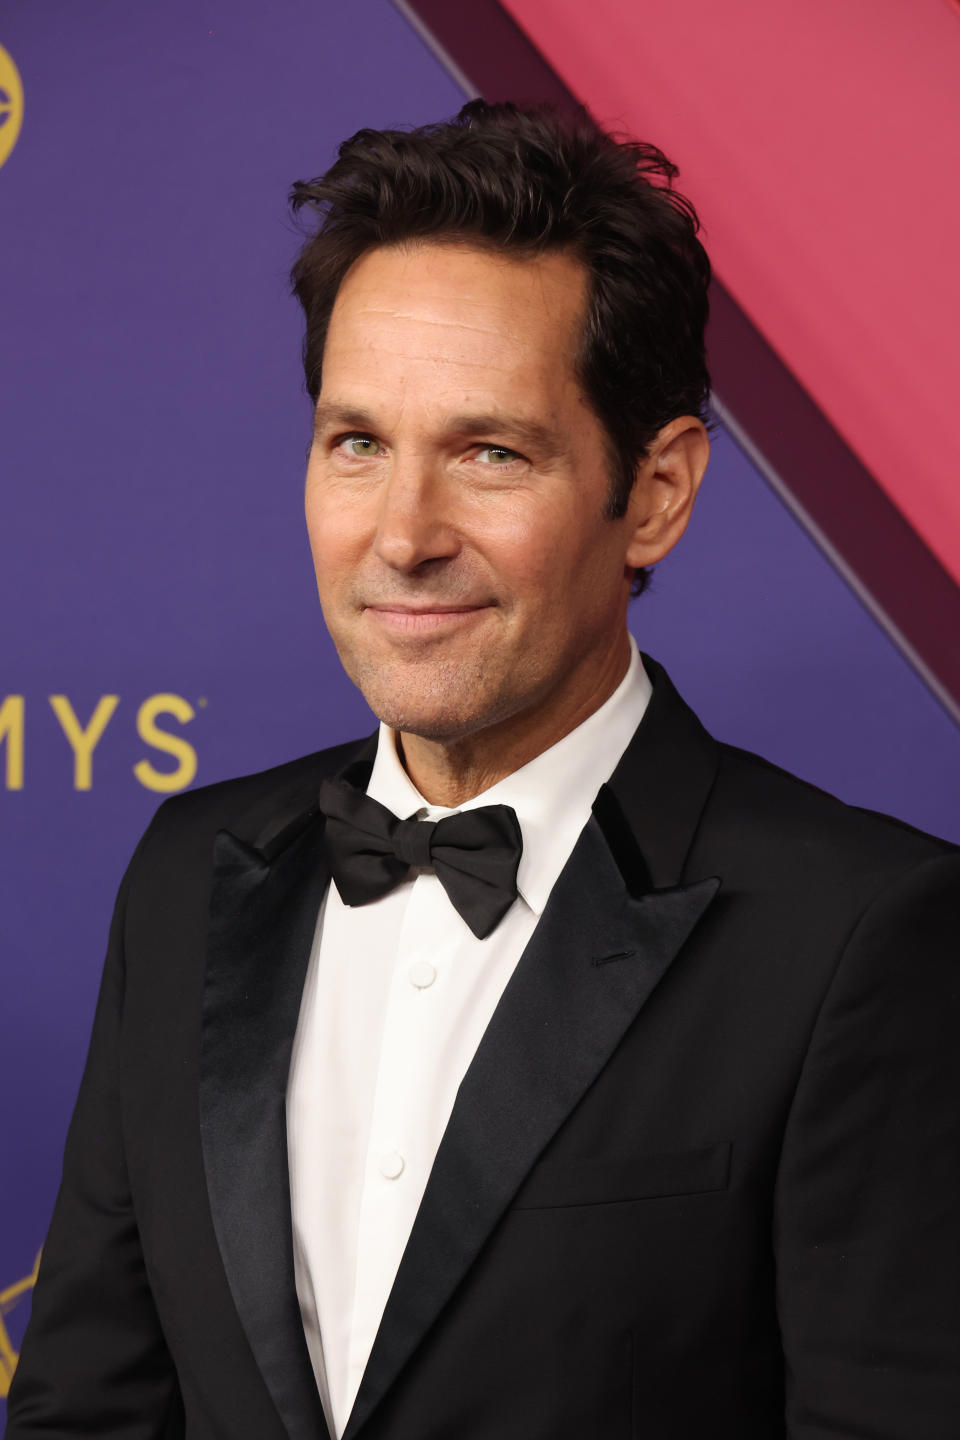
[372,458,460,574]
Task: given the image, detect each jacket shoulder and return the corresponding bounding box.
[711,739,956,875]
[141,734,374,855]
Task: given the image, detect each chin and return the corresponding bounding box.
[366,695,483,743]
[361,680,507,744]
[344,650,505,740]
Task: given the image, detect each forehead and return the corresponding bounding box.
[320,242,590,415]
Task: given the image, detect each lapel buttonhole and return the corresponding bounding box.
[592,949,637,967]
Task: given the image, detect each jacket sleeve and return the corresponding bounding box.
[774,850,960,1440]
[5,825,183,1438]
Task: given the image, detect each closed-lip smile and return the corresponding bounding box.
[364,602,490,633]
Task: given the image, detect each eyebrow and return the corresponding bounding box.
[312,403,378,437]
[445,414,559,455]
[313,403,561,456]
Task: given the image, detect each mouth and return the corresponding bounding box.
[363,603,492,635]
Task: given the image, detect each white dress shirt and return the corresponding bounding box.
[286,639,651,1439]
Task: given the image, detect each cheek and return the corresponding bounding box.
[517,520,628,648]
[480,501,570,594]
[305,487,365,585]
[494,504,609,613]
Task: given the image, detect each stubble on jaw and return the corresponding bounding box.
[338,645,528,744]
[327,569,520,742]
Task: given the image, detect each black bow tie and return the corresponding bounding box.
[317,777,523,940]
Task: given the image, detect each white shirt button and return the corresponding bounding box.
[409,960,437,989]
[378,1150,405,1180]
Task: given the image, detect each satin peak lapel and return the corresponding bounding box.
[200,806,331,1440]
[343,812,719,1440]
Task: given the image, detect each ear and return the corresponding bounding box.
[624,416,709,571]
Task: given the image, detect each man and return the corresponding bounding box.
[7,101,959,1440]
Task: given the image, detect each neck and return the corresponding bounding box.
[397,636,632,807]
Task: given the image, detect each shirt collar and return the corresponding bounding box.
[366,637,651,919]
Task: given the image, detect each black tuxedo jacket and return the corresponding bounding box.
[8,659,960,1440]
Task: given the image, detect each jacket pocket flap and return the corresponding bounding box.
[511,1141,731,1210]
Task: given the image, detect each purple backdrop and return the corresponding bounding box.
[1,0,958,1412]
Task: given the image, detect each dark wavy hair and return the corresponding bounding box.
[289,100,711,595]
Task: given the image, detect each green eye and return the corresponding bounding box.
[346,436,378,457]
[479,446,519,465]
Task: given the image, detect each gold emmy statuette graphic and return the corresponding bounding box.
[0,1252,41,1397]
[0,44,24,170]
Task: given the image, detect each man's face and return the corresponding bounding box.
[305,241,647,745]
